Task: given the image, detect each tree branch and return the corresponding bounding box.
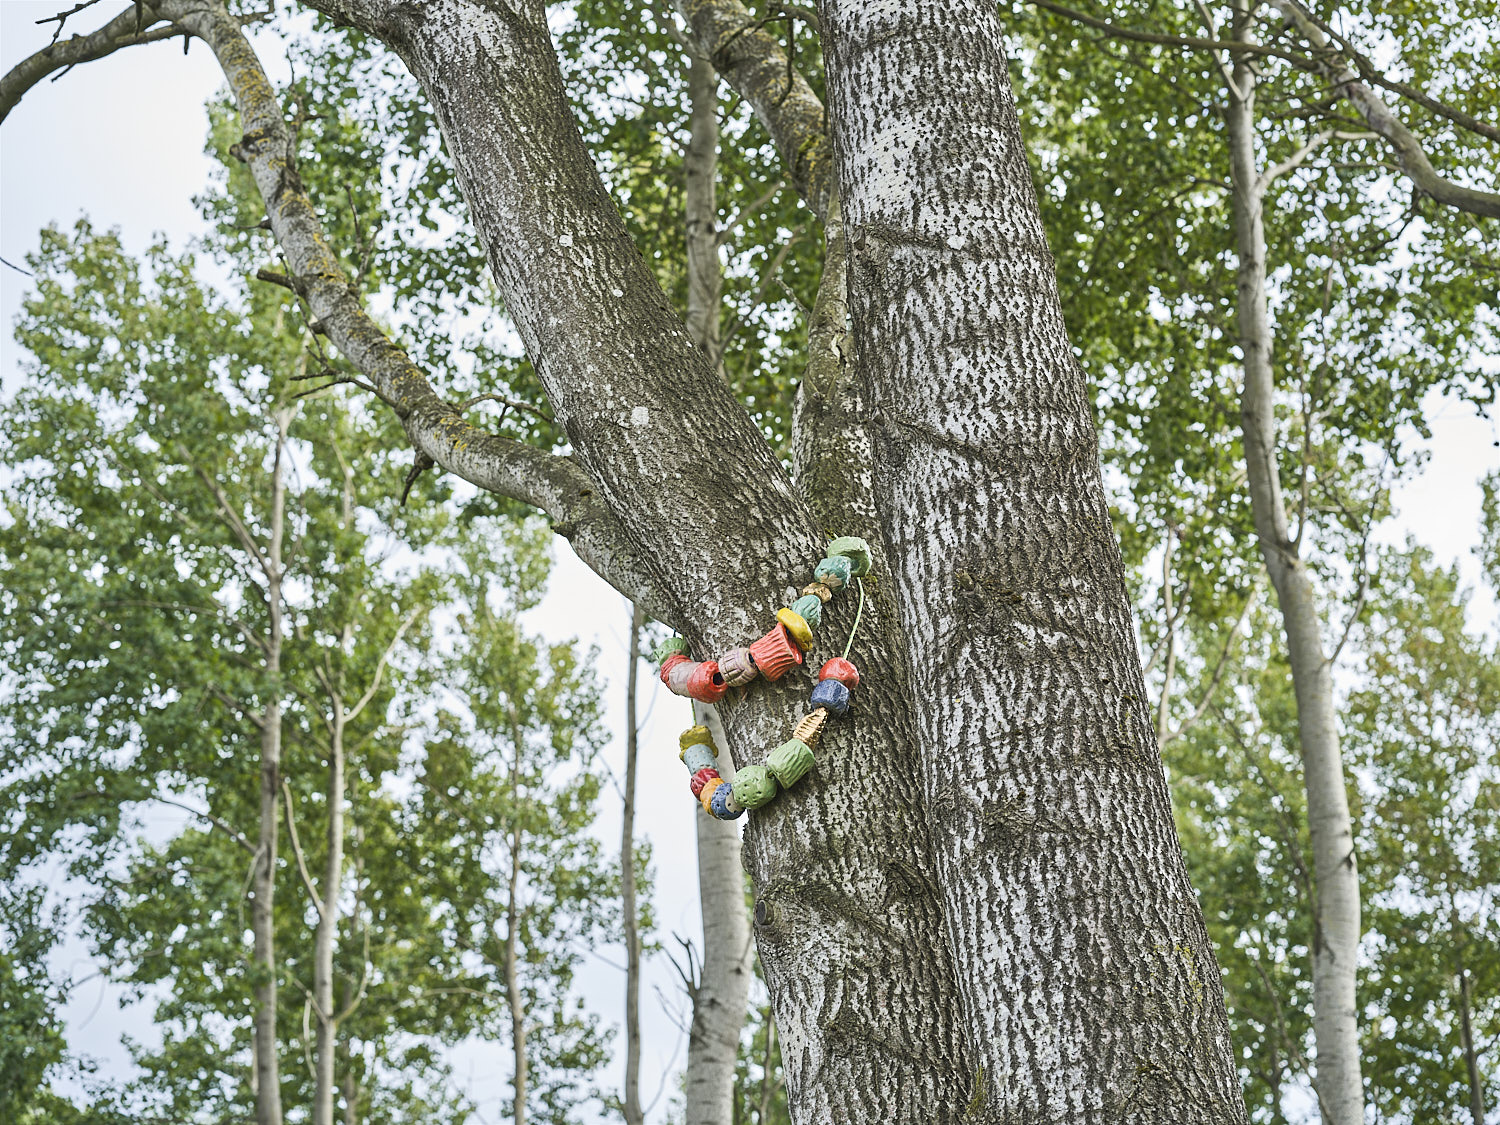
[281,778,325,918]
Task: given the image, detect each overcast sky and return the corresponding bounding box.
[2,2,1496,1122]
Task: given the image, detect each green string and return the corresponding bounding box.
[841,577,866,660]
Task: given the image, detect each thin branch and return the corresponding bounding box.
[1161,578,1263,747]
[153,794,256,853]
[281,778,325,917]
[345,608,420,722]
[1257,128,1332,194]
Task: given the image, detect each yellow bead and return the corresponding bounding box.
[777,607,814,650]
[678,725,716,758]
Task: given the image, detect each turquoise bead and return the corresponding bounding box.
[814,555,853,589]
[682,743,718,775]
[791,594,823,629]
[827,536,872,577]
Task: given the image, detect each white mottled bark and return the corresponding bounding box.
[313,696,345,1125]
[1226,9,1362,1120]
[818,2,1247,1119]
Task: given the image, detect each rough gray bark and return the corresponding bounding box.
[622,604,645,1125]
[251,409,290,1125]
[1226,9,1362,1122]
[818,1,1247,1119]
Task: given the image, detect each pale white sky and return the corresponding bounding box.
[1,2,1496,1123]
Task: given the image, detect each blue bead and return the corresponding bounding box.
[711,783,745,820]
[810,678,850,716]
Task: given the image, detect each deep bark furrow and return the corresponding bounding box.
[819,1,1246,1119]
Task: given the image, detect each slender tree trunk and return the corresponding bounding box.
[1456,937,1485,1125]
[251,409,290,1125]
[622,604,645,1125]
[507,726,528,1125]
[818,1,1247,1118]
[314,699,346,1125]
[681,48,754,1125]
[1226,9,1363,1120]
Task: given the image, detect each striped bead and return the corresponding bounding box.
[732,765,778,810]
[682,743,718,775]
[792,708,828,749]
[791,594,823,629]
[718,646,758,687]
[818,657,860,690]
[767,738,815,788]
[748,623,803,681]
[690,767,721,798]
[776,608,814,651]
[814,556,852,589]
[810,678,850,716]
[827,536,872,577]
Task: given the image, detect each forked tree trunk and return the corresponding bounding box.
[818,1,1247,1119]
[1226,7,1363,1120]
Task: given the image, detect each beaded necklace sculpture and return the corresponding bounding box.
[651,536,871,819]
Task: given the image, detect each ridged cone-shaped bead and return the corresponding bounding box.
[792,708,828,750]
[748,623,802,680]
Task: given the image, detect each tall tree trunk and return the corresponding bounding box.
[681,48,754,1125]
[1455,929,1485,1125]
[622,604,645,1125]
[1226,8,1363,1120]
[818,1,1247,1119]
[314,699,347,1125]
[507,722,528,1125]
[252,409,290,1125]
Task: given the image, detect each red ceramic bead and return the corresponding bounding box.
[690,767,721,798]
[748,622,803,680]
[666,659,728,704]
[659,653,689,686]
[819,657,860,689]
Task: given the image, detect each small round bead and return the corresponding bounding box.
[700,779,725,815]
[690,767,721,798]
[658,653,689,685]
[718,646,759,687]
[732,765,779,810]
[814,556,853,589]
[767,738,815,788]
[652,637,689,664]
[711,782,744,820]
[827,536,872,577]
[810,678,850,716]
[818,657,860,690]
[791,594,823,629]
[792,708,828,750]
[802,582,834,603]
[682,743,718,775]
[777,608,814,651]
[679,725,716,753]
[747,623,803,681]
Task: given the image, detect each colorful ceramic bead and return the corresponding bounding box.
[818,657,861,690]
[666,659,728,703]
[658,653,689,685]
[827,535,872,577]
[682,743,718,775]
[792,707,828,750]
[718,646,758,687]
[711,782,744,819]
[732,764,778,810]
[767,738,815,788]
[701,780,725,815]
[802,582,834,603]
[679,725,716,754]
[723,787,746,814]
[814,555,852,589]
[776,607,814,650]
[691,767,721,798]
[748,622,803,680]
[653,637,689,664]
[810,678,850,716]
[791,594,823,629]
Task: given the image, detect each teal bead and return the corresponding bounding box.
[767,738,815,788]
[814,555,853,589]
[732,765,779,810]
[827,536,872,577]
[682,743,718,775]
[652,637,689,664]
[791,594,823,629]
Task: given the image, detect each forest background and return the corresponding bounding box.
[0,0,1497,1122]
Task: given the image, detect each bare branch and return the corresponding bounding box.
[281,778,325,918]
[345,608,420,722]
[154,794,256,853]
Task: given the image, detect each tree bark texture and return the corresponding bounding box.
[313,687,347,1125]
[818,2,1247,1120]
[1227,16,1363,1122]
[623,604,645,1125]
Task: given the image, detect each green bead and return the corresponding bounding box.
[767,738,815,788]
[652,637,689,664]
[732,765,779,810]
[814,555,853,589]
[827,536,872,577]
[791,594,823,629]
